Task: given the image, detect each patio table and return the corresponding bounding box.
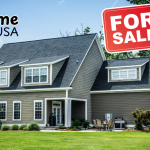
[102,123,108,131]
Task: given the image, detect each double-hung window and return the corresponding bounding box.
[112,69,137,80]
[13,101,21,121]
[0,70,7,85]
[0,101,7,121]
[25,66,48,84]
[34,100,43,120]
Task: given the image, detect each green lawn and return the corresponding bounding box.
[0,131,150,150]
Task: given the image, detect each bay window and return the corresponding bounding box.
[112,69,137,80]
[25,66,48,84]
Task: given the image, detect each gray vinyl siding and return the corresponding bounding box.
[52,60,65,82]
[109,68,139,82]
[91,92,150,125]
[0,91,65,125]
[141,64,146,78]
[22,65,50,86]
[10,66,20,85]
[69,40,103,122]
[72,101,85,119]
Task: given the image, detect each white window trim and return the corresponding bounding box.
[0,101,7,121]
[13,101,21,121]
[34,100,43,121]
[111,69,137,80]
[24,66,48,84]
[0,69,7,86]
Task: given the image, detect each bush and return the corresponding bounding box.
[11,125,19,130]
[73,119,80,126]
[82,120,90,129]
[76,126,81,130]
[2,125,9,131]
[23,126,29,131]
[0,120,2,129]
[19,124,27,130]
[58,126,66,129]
[66,128,69,130]
[28,122,40,131]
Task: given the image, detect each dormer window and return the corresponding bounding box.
[24,66,48,84]
[0,69,7,85]
[112,69,137,80]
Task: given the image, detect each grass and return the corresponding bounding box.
[0,131,150,150]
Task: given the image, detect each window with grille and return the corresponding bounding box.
[34,100,43,120]
[112,69,137,80]
[13,101,21,121]
[0,102,7,121]
[0,70,7,85]
[25,66,48,84]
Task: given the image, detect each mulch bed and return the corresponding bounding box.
[123,129,150,132]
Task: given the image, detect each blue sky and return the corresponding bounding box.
[0,0,133,47]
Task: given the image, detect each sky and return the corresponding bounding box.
[0,0,134,47]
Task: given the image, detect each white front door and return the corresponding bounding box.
[52,101,61,126]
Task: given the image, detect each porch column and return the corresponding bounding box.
[85,101,87,120]
[65,99,68,127]
[68,99,72,127]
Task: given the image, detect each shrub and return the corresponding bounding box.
[2,125,9,131]
[72,127,76,130]
[0,120,2,129]
[23,126,29,131]
[11,125,19,130]
[28,122,40,131]
[19,124,27,130]
[73,119,80,126]
[66,128,69,130]
[82,120,90,129]
[58,126,66,129]
[76,126,81,130]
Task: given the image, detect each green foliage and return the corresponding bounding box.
[126,0,149,5]
[131,108,150,130]
[58,126,66,129]
[2,125,9,131]
[23,126,29,131]
[66,128,69,130]
[0,120,2,129]
[82,120,90,129]
[11,125,19,130]
[73,119,81,126]
[72,127,76,130]
[83,27,90,35]
[137,50,150,57]
[76,126,81,130]
[127,128,130,130]
[28,122,40,131]
[19,124,27,130]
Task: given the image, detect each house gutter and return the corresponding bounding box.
[0,87,72,94]
[90,88,150,94]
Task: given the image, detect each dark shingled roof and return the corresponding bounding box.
[0,33,97,90]
[91,57,150,91]
[20,55,69,66]
[106,58,149,68]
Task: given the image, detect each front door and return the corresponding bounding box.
[52,101,61,126]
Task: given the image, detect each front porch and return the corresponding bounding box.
[45,98,87,127]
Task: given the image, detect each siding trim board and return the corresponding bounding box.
[91,88,150,94]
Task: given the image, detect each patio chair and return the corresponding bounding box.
[107,120,112,131]
[97,120,103,131]
[110,120,115,131]
[93,119,97,127]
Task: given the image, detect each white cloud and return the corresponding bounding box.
[58,0,65,5]
[0,38,4,48]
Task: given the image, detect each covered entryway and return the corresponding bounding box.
[45,98,87,127]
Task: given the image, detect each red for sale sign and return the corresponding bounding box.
[102,4,150,53]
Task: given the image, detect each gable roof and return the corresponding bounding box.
[106,58,149,69]
[0,33,101,90]
[91,57,150,92]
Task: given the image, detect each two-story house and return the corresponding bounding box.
[0,33,150,128]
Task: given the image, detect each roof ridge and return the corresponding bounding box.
[3,33,97,45]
